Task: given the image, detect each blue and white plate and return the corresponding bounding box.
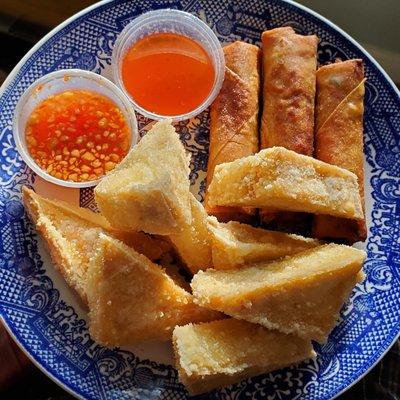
[0,1,399,399]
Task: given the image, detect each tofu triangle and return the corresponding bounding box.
[207,216,321,269]
[87,234,221,345]
[95,119,192,235]
[192,243,365,343]
[173,318,315,395]
[22,187,169,304]
[23,186,114,304]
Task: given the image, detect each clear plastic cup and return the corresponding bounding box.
[13,69,138,188]
[112,9,225,122]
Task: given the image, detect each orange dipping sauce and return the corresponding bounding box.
[25,90,130,182]
[121,32,215,116]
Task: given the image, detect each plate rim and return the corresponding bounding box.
[0,0,399,399]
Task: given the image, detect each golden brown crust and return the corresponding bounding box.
[22,187,172,305]
[207,147,364,220]
[87,234,221,346]
[223,41,260,81]
[168,193,212,274]
[313,60,366,243]
[260,27,317,154]
[205,41,261,222]
[95,120,192,235]
[173,319,315,395]
[191,244,366,343]
[22,187,97,304]
[260,27,317,227]
[315,59,364,132]
[207,217,321,269]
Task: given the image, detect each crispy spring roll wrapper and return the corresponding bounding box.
[260,27,318,229]
[260,27,317,153]
[205,41,261,222]
[313,60,367,243]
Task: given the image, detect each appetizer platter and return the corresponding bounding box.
[0,1,399,400]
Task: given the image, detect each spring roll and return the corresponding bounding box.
[312,60,367,243]
[205,41,261,222]
[260,27,318,228]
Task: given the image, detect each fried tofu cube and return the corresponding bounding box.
[87,234,221,346]
[168,193,212,274]
[207,217,321,269]
[173,318,315,395]
[22,187,169,304]
[207,147,364,220]
[191,244,365,343]
[95,120,192,235]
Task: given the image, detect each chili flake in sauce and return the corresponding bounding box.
[25,89,130,182]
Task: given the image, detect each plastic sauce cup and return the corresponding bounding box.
[112,9,225,122]
[13,69,138,189]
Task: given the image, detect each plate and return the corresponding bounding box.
[0,1,399,399]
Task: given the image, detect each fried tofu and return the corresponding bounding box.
[95,120,192,235]
[22,187,169,304]
[207,147,364,220]
[207,217,321,269]
[87,234,221,346]
[192,244,366,343]
[173,318,315,395]
[168,193,212,274]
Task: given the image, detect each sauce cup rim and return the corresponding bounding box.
[13,69,138,188]
[111,8,225,122]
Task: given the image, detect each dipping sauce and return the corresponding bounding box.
[25,90,130,182]
[121,32,215,116]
